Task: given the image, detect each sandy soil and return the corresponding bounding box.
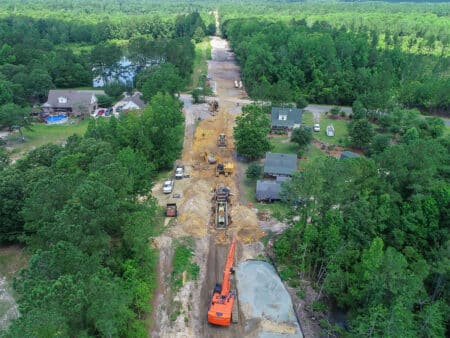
[150,35,263,338]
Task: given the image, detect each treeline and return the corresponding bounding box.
[223,19,449,114]
[0,9,207,129]
[275,133,449,335]
[0,92,184,336]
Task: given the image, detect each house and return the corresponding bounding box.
[256,176,290,202]
[114,92,145,113]
[263,152,297,178]
[340,151,360,160]
[271,107,302,132]
[43,90,105,116]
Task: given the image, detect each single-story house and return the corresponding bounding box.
[114,92,145,113]
[271,107,302,132]
[264,152,297,178]
[340,151,360,160]
[43,89,105,116]
[256,176,290,202]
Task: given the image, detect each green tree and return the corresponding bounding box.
[234,104,272,159]
[139,63,183,102]
[348,118,374,150]
[0,78,13,105]
[193,26,205,43]
[142,93,184,169]
[246,162,262,181]
[291,126,313,149]
[96,94,114,107]
[0,103,30,140]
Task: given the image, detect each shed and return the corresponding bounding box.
[264,153,297,177]
[340,151,360,160]
[271,107,302,131]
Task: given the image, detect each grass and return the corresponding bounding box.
[270,135,300,154]
[7,119,89,157]
[302,111,349,145]
[189,38,211,90]
[171,238,199,292]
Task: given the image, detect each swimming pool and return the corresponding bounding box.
[45,115,68,124]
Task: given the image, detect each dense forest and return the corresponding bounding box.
[275,135,449,335]
[0,3,196,335]
[0,93,184,336]
[223,18,449,114]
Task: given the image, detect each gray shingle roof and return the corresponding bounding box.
[256,180,282,201]
[340,151,360,160]
[45,89,105,109]
[271,107,302,128]
[264,153,297,176]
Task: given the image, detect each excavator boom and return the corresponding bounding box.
[207,238,237,326]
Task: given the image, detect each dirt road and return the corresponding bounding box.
[150,36,263,338]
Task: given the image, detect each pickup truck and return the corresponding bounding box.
[175,165,184,179]
[163,179,174,194]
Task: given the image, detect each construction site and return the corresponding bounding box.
[150,35,303,338]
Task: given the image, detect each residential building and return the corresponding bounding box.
[263,152,297,177]
[271,107,302,132]
[43,89,105,116]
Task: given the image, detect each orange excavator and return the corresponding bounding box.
[207,238,237,326]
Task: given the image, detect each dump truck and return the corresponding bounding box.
[216,201,228,229]
[214,185,231,229]
[165,203,177,217]
[208,238,237,326]
[217,133,227,148]
[216,162,234,177]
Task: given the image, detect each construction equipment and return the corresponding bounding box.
[165,203,177,217]
[203,151,217,164]
[217,133,227,148]
[214,185,231,229]
[209,100,219,112]
[216,162,234,177]
[207,238,237,326]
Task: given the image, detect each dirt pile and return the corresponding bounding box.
[230,205,265,244]
[177,179,212,237]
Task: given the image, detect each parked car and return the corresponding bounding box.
[175,165,184,179]
[313,123,320,132]
[163,179,174,194]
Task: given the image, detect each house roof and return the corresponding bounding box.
[122,93,145,108]
[264,153,297,176]
[45,90,105,109]
[340,151,360,160]
[256,180,282,201]
[271,107,302,127]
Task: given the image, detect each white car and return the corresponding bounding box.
[175,165,184,179]
[313,123,320,132]
[163,179,174,194]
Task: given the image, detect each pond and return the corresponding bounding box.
[93,56,138,87]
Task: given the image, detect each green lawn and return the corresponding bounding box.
[302,111,349,145]
[270,135,300,154]
[189,38,211,90]
[7,119,89,156]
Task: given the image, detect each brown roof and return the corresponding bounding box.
[45,89,105,109]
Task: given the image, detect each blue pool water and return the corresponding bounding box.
[46,115,68,124]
